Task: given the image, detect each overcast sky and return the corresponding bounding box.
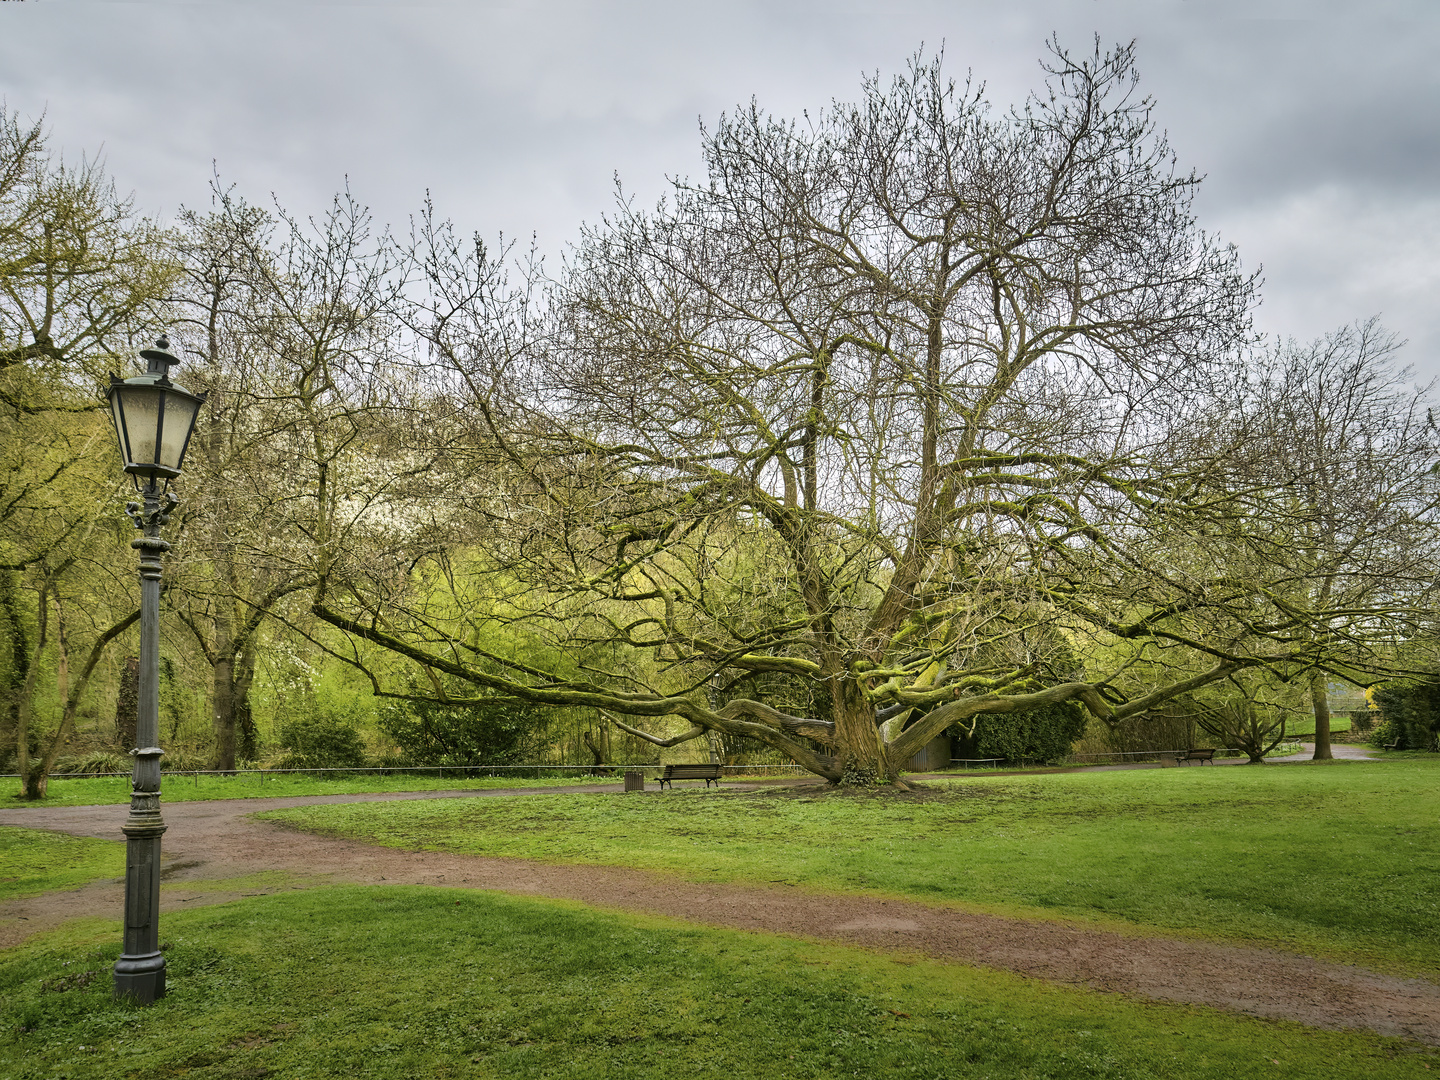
[4,0,1437,384]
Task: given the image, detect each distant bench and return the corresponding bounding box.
[1176,748,1217,766]
[655,763,723,789]
[1383,739,1402,751]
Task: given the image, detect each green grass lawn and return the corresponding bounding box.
[1286,715,1353,737]
[0,829,124,901]
[2,770,643,809]
[263,758,1440,978]
[2,887,1432,1080]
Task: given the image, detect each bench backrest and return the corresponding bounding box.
[663,763,722,778]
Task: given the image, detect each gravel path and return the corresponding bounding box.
[3,778,1438,1045]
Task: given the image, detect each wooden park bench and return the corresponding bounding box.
[1177,748,1217,766]
[654,763,724,789]
[1383,739,1403,751]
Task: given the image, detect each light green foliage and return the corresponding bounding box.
[1,888,1431,1079]
[264,656,378,768]
[0,110,172,376]
[0,107,174,798]
[0,827,123,900]
[266,760,1440,976]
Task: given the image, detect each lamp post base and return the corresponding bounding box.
[114,951,166,1004]
[115,768,166,1003]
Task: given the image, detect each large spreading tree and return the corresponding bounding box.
[308,42,1428,783]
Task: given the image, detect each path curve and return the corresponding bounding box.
[3,782,1438,1046]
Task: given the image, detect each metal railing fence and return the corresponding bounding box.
[3,763,813,784]
[945,749,1244,769]
[1067,748,1240,762]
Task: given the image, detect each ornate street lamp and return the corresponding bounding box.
[104,335,204,1003]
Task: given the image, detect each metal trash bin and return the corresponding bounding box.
[624,770,644,792]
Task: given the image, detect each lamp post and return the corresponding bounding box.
[104,335,204,1004]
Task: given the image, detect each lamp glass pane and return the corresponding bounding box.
[159,392,201,470]
[118,384,164,469]
[108,393,129,463]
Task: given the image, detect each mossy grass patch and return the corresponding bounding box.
[0,828,124,901]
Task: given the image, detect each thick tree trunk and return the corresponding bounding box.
[581,727,610,776]
[581,728,605,766]
[16,584,47,799]
[1309,671,1333,761]
[0,570,29,767]
[235,647,258,762]
[115,656,139,750]
[212,654,238,772]
[833,678,890,784]
[237,691,258,762]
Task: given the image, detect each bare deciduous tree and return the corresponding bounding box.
[0,106,170,796]
[308,43,1312,785]
[167,185,408,769]
[0,106,171,381]
[1217,321,1440,759]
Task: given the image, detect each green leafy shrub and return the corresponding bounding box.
[264,658,377,769]
[949,701,1087,765]
[1371,681,1440,750]
[1367,718,1399,748]
[377,695,532,766]
[277,715,368,770]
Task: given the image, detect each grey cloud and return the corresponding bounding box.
[3,0,1437,380]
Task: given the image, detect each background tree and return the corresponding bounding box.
[1181,321,1440,759]
[143,179,413,770]
[0,106,173,795]
[1188,672,1304,764]
[10,563,139,797]
[1257,323,1439,759]
[0,107,170,378]
[166,188,307,769]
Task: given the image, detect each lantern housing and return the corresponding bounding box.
[106,336,205,485]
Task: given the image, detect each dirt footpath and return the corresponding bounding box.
[3,783,1438,1046]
